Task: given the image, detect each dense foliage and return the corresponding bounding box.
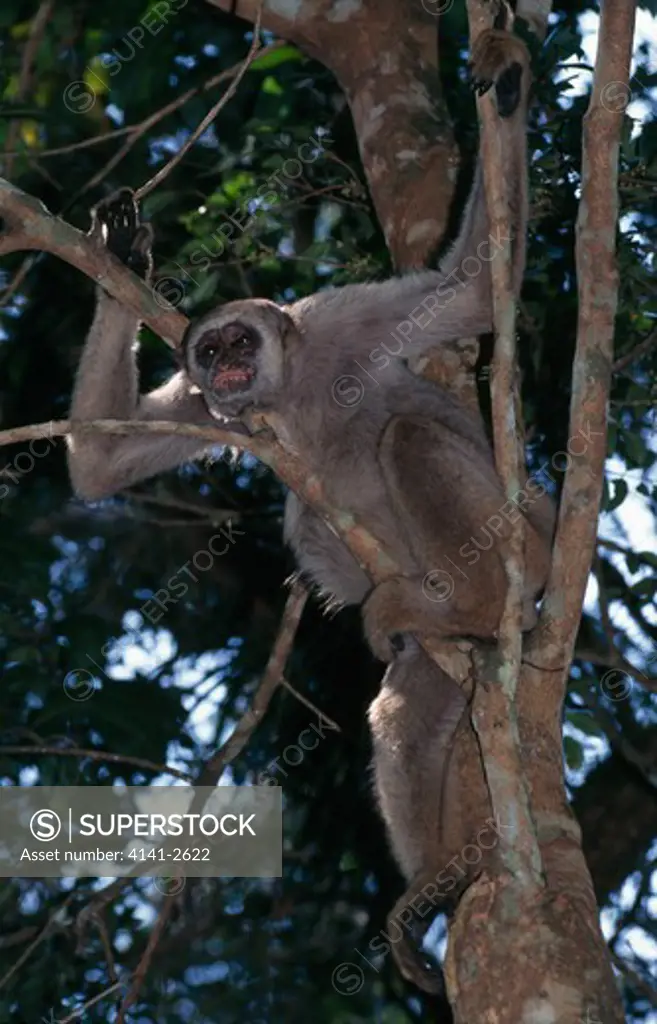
[0,0,655,1021]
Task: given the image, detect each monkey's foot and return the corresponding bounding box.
[468,28,530,118]
[89,188,153,280]
[386,891,444,996]
[392,933,444,995]
[362,575,498,663]
[362,577,422,662]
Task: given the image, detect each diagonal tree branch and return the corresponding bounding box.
[116,896,176,1023]
[195,579,309,788]
[0,177,187,345]
[529,0,637,673]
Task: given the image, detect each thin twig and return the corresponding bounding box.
[196,580,308,787]
[0,255,35,307]
[612,328,657,374]
[135,1,264,201]
[581,693,657,789]
[125,488,238,523]
[77,39,281,202]
[92,913,119,990]
[610,950,657,1007]
[0,892,77,993]
[75,879,136,945]
[0,926,39,950]
[575,648,657,695]
[279,676,341,733]
[0,745,194,782]
[0,417,244,452]
[1,43,284,161]
[58,979,125,1024]
[116,898,176,1023]
[3,0,54,178]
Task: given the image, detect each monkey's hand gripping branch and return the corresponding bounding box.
[0,177,185,342]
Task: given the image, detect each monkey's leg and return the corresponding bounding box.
[369,650,478,995]
[365,411,546,661]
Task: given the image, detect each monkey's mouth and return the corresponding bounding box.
[212,365,256,392]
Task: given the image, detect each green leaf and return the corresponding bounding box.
[339,850,358,871]
[564,735,585,771]
[622,427,649,467]
[85,57,110,96]
[567,709,602,737]
[262,75,284,97]
[249,45,304,72]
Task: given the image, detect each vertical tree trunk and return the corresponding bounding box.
[443,1,636,1020]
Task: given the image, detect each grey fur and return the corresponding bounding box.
[68,29,551,994]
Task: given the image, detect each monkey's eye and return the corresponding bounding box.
[223,322,255,349]
[195,330,221,369]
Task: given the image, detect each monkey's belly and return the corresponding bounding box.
[283,492,370,605]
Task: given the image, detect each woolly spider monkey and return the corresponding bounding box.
[67,25,553,995]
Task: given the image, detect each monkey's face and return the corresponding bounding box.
[183,299,290,417]
[191,321,260,394]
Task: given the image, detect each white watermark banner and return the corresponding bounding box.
[0,785,282,878]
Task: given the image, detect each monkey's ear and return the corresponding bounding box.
[278,308,303,354]
[171,345,186,370]
[179,321,196,373]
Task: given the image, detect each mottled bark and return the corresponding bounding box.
[206,0,459,270]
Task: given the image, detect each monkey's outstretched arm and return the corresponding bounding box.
[305,29,530,360]
[67,191,215,501]
[407,28,529,334]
